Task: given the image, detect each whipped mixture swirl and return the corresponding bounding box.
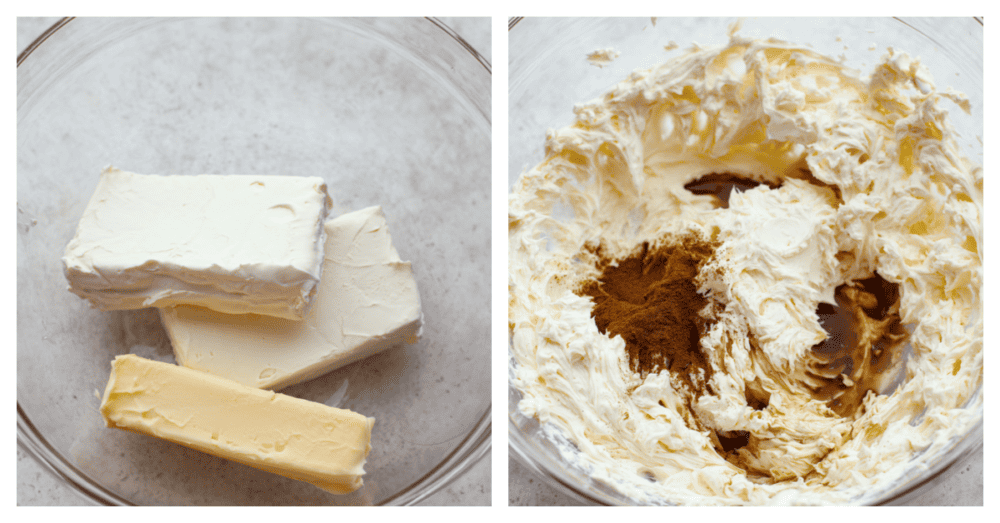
[508,35,982,505]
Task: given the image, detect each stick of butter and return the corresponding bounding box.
[63,166,331,320]
[160,206,422,389]
[100,354,374,495]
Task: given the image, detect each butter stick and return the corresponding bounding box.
[100,354,374,494]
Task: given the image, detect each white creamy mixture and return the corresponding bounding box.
[508,35,982,505]
[586,48,621,68]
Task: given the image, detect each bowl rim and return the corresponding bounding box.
[507,15,983,506]
[18,16,492,73]
[507,15,984,31]
[16,15,492,507]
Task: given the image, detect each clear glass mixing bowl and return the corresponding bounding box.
[508,16,982,506]
[18,17,491,506]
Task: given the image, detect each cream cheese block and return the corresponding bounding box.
[159,206,423,390]
[100,354,374,495]
[63,166,331,320]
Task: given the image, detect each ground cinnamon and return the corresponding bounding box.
[577,235,719,391]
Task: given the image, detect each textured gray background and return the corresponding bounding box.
[16,16,491,507]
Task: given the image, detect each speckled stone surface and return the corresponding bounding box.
[17,16,491,507]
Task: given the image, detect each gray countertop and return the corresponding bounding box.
[16,16,491,507]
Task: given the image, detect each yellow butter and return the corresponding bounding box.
[99,354,374,494]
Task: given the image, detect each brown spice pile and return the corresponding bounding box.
[577,235,719,391]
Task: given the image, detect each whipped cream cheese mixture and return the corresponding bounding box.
[508,33,982,504]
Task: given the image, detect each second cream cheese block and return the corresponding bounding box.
[160,206,423,389]
[100,354,374,495]
[63,167,331,320]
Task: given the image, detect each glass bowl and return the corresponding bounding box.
[508,16,982,506]
[18,17,491,506]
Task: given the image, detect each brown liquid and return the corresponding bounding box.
[807,274,909,416]
[720,276,908,479]
[683,173,773,208]
[684,167,842,209]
